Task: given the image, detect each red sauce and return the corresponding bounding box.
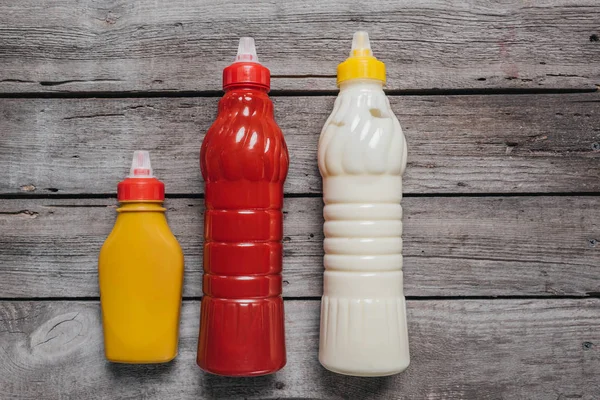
[197,81,289,376]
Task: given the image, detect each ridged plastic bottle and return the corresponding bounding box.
[318,32,410,376]
[197,37,289,376]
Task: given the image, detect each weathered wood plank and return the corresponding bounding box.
[1,93,599,195]
[0,299,598,399]
[1,196,598,298]
[0,0,599,93]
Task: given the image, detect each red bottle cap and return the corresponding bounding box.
[117,150,165,201]
[223,37,270,90]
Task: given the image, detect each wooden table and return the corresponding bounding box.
[1,1,599,398]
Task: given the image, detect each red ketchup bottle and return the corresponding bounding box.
[197,37,289,376]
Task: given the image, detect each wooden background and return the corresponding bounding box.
[1,0,599,399]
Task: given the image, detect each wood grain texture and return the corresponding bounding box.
[1,196,598,298]
[0,299,599,399]
[1,93,599,196]
[0,0,599,93]
[1,1,598,397]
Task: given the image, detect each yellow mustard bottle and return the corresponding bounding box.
[99,150,184,363]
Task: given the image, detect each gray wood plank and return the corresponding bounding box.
[1,93,599,195]
[0,0,599,93]
[1,196,598,298]
[0,299,598,399]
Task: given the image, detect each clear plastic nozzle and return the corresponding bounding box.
[234,37,260,63]
[351,31,373,57]
[129,150,153,178]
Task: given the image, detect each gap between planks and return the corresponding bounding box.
[1,191,600,200]
[0,87,597,99]
[2,295,600,302]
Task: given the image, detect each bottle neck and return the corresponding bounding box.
[339,79,384,93]
[224,85,269,93]
[117,202,166,213]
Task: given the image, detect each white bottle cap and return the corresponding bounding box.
[234,37,260,63]
[129,150,153,178]
[350,31,373,57]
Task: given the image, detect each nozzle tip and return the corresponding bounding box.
[351,31,373,57]
[235,37,259,63]
[129,150,153,178]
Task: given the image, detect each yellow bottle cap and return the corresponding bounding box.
[337,31,386,86]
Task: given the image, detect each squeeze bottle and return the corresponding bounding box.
[197,37,289,376]
[318,32,410,376]
[99,151,184,363]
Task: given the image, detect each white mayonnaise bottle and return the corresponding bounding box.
[318,31,409,376]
